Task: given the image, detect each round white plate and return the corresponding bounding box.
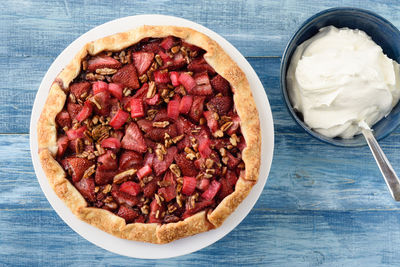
[30,14,274,259]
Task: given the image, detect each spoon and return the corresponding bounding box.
[362,128,400,201]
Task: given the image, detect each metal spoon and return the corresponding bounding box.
[362,128,400,201]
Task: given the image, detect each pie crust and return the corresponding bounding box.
[37,25,261,243]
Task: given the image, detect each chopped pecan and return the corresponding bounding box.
[113,169,137,184]
[147,81,156,98]
[83,164,96,179]
[169,164,181,177]
[96,68,117,75]
[153,121,169,128]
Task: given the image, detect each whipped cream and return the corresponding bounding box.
[287,26,400,138]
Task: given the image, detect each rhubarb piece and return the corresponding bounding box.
[67,103,83,120]
[178,73,196,92]
[188,57,216,75]
[130,98,145,118]
[66,125,87,140]
[179,95,193,114]
[56,135,69,157]
[132,51,154,75]
[108,83,123,100]
[203,111,218,133]
[149,199,164,223]
[190,72,213,95]
[154,70,171,84]
[167,100,180,120]
[146,93,160,105]
[169,71,180,86]
[120,181,142,196]
[121,123,147,153]
[75,101,93,122]
[87,55,122,71]
[101,137,121,150]
[109,109,129,130]
[56,110,71,129]
[93,81,108,95]
[112,64,139,89]
[160,36,176,50]
[137,165,152,180]
[182,176,197,195]
[189,96,206,122]
[92,91,110,116]
[226,115,240,135]
[201,180,221,200]
[158,171,176,202]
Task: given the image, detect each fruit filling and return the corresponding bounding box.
[55,36,246,224]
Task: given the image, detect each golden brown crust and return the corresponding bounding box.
[37,25,261,243]
[157,211,214,243]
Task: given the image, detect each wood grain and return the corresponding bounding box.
[3,0,400,265]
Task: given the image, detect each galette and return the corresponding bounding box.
[37,25,260,243]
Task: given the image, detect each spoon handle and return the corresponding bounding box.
[362,129,400,201]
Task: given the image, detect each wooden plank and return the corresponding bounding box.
[3,131,400,212]
[1,209,400,265]
[2,1,400,58]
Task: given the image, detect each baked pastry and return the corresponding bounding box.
[37,25,261,243]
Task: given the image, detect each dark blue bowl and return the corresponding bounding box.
[280,7,400,146]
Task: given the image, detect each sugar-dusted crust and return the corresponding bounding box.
[37,25,261,243]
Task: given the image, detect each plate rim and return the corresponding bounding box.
[29,14,275,259]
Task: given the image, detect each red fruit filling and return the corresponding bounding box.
[54,36,244,225]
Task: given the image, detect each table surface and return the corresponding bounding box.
[2,0,400,266]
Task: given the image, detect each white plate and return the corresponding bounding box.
[30,15,274,259]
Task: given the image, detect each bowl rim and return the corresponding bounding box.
[280,7,400,147]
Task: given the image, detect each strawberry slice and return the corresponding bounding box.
[178,73,196,92]
[74,177,96,202]
[137,119,154,133]
[174,153,197,177]
[158,51,172,64]
[101,137,121,150]
[170,52,186,70]
[56,135,69,157]
[97,150,118,170]
[176,116,195,135]
[145,124,178,142]
[211,74,231,95]
[119,151,143,171]
[117,204,139,223]
[130,98,145,118]
[120,181,142,196]
[201,180,221,200]
[182,176,197,195]
[169,71,180,86]
[179,95,193,114]
[197,178,210,191]
[107,83,123,100]
[70,82,91,99]
[189,96,206,122]
[75,101,93,122]
[149,199,164,223]
[206,96,233,115]
[154,109,170,122]
[121,122,147,153]
[109,109,129,130]
[158,171,176,202]
[143,176,160,198]
[66,125,87,140]
[160,36,176,50]
[95,165,117,185]
[182,199,214,219]
[154,70,171,84]
[226,115,240,135]
[56,110,71,129]
[67,103,83,120]
[92,81,108,95]
[198,136,212,158]
[176,135,191,151]
[111,184,139,207]
[143,152,155,168]
[132,51,154,75]
[226,151,241,169]
[190,72,213,95]
[112,64,139,89]
[87,55,122,71]
[132,82,149,100]
[203,111,218,133]
[137,164,152,180]
[153,146,177,176]
[64,157,92,182]
[187,57,216,75]
[92,91,110,116]
[167,100,180,120]
[146,93,160,105]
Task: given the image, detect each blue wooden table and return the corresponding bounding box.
[2,1,400,266]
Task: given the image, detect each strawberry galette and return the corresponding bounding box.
[37,26,260,243]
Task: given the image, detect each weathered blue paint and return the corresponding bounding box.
[2,0,400,266]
